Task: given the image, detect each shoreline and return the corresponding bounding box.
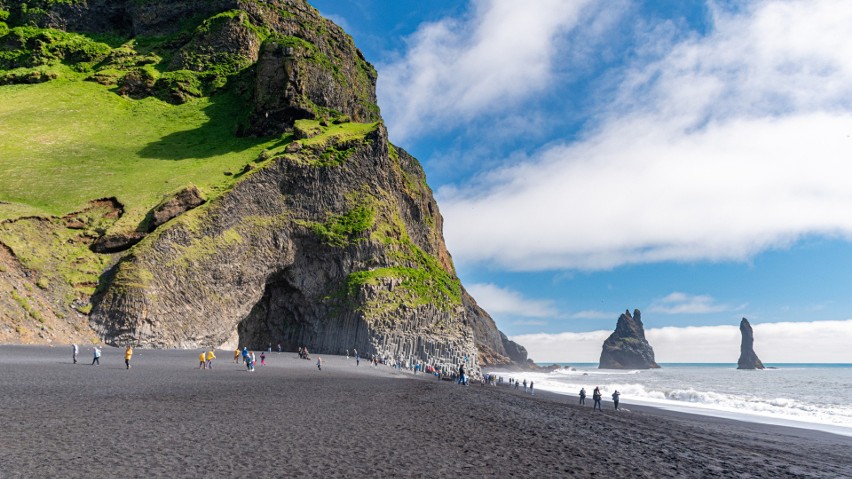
[2,345,851,477]
[486,365,852,439]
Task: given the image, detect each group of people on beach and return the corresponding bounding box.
[579,386,620,410]
[509,378,536,396]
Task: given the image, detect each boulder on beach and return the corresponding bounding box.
[737,318,765,370]
[599,309,661,369]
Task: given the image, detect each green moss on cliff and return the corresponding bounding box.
[308,202,375,248]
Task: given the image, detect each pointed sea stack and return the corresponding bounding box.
[599,309,661,369]
[737,318,765,370]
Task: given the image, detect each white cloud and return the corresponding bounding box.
[466,283,558,318]
[512,319,852,363]
[439,0,852,271]
[570,310,617,320]
[649,292,744,315]
[377,0,601,141]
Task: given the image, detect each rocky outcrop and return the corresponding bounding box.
[145,186,207,232]
[599,309,660,369]
[737,317,765,370]
[1,0,527,372]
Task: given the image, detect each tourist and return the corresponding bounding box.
[205,349,216,369]
[457,364,466,385]
[317,357,322,371]
[250,351,256,371]
[72,343,78,364]
[277,341,282,353]
[579,387,586,405]
[514,380,519,390]
[234,348,240,364]
[355,352,360,366]
[91,346,101,366]
[260,351,266,366]
[346,349,349,359]
[530,381,535,396]
[612,390,620,410]
[592,387,602,411]
[522,379,527,392]
[124,345,133,369]
[198,351,206,369]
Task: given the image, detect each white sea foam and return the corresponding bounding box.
[492,365,852,436]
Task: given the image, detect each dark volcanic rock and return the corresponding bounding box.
[2,0,528,372]
[599,309,660,369]
[146,186,206,233]
[737,317,765,370]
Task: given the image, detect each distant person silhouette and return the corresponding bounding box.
[593,386,602,411]
[612,390,620,410]
[579,387,586,405]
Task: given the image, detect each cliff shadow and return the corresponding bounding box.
[137,90,274,161]
[238,274,317,352]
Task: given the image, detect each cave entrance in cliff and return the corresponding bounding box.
[237,274,314,352]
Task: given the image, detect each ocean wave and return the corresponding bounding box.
[498,372,852,428]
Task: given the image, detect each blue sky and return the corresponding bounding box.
[311,0,852,362]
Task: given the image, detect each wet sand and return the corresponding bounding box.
[1,345,850,478]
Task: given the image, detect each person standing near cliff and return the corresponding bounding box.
[612,390,621,410]
[198,351,206,369]
[72,343,78,364]
[592,387,602,411]
[260,351,266,366]
[579,388,586,405]
[91,346,101,366]
[234,348,240,364]
[530,381,535,396]
[205,349,216,369]
[317,356,322,371]
[124,345,133,369]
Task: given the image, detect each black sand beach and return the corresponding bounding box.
[1,345,850,478]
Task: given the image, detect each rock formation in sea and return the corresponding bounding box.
[0,0,530,371]
[599,309,661,369]
[736,317,765,370]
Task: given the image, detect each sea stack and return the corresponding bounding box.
[737,318,765,370]
[599,309,661,369]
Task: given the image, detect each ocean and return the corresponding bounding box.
[492,363,852,437]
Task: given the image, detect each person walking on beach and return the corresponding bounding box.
[522,379,527,392]
[124,345,133,369]
[530,381,535,396]
[592,386,602,411]
[579,387,586,405]
[317,357,322,371]
[249,351,256,371]
[72,343,78,364]
[206,349,216,369]
[91,346,101,366]
[277,341,282,353]
[260,351,266,366]
[612,390,620,410]
[234,348,240,364]
[242,346,249,367]
[199,351,207,369]
[356,352,360,366]
[457,364,466,385]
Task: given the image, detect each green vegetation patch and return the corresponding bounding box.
[0,80,281,230]
[309,201,375,248]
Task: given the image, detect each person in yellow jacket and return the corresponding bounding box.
[199,351,206,369]
[124,345,133,369]
[205,349,216,369]
[234,348,240,364]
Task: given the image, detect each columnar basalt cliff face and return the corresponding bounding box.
[0,0,528,371]
[599,309,660,369]
[737,317,765,370]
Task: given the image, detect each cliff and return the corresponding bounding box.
[599,309,660,369]
[736,317,765,370]
[0,0,528,371]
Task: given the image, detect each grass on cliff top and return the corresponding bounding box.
[0,79,282,227]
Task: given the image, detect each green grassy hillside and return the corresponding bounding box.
[0,79,280,228]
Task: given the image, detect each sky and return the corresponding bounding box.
[310,0,852,363]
